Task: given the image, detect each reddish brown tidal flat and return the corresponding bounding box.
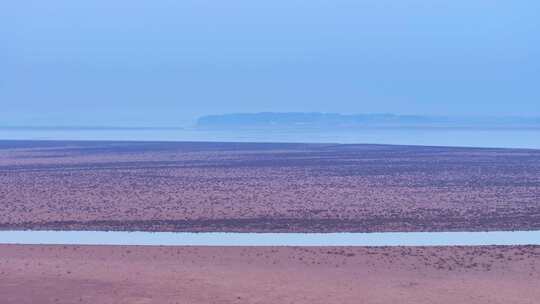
[0,140,539,232]
[1,244,539,304]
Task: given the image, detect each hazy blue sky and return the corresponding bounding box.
[2,1,539,126]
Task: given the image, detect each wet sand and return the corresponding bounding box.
[1,244,539,304]
[1,140,539,232]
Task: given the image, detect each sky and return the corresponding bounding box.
[2,0,539,127]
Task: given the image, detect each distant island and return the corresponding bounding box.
[196,112,540,129]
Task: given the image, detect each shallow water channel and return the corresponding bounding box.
[1,230,540,246]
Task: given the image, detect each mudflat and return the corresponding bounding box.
[1,140,539,232]
[1,244,538,304]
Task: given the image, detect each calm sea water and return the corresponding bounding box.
[0,128,538,149]
[1,231,539,246]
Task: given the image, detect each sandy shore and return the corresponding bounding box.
[1,244,539,304]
